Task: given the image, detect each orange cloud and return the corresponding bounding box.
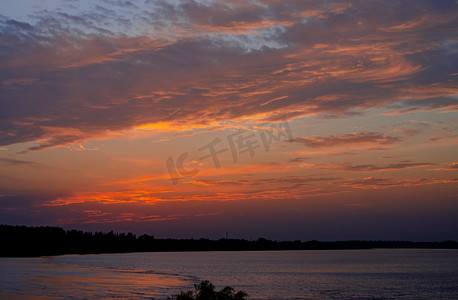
[291,132,402,148]
[341,176,458,189]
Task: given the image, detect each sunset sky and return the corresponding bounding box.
[1,0,457,241]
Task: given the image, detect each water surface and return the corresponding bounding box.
[1,249,457,299]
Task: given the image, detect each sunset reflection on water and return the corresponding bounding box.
[0,257,187,299]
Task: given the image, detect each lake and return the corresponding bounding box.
[1,249,457,299]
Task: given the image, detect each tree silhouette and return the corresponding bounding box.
[168,280,248,300]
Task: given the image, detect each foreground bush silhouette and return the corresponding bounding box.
[168,280,248,300]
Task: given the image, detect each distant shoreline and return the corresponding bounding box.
[1,225,457,257]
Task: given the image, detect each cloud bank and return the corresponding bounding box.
[1,0,457,152]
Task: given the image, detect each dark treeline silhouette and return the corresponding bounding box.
[1,225,457,257]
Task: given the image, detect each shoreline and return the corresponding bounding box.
[2,244,458,258]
